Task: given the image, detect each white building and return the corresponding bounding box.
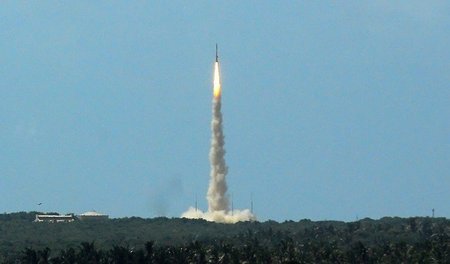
[78,211,109,221]
[35,214,76,223]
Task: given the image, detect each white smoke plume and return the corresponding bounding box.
[207,97,229,212]
[182,57,256,224]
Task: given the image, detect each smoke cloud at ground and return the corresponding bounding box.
[181,207,255,224]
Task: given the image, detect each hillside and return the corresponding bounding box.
[0,212,448,263]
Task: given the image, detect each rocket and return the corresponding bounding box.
[216,44,219,62]
[213,44,221,98]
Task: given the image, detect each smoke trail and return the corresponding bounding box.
[182,50,256,224]
[207,89,229,212]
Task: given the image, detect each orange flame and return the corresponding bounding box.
[213,62,221,98]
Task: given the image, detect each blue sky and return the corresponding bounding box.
[1,2,449,221]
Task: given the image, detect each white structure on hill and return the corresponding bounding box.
[78,211,109,221]
[34,214,76,223]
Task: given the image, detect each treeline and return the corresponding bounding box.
[0,212,448,263]
[13,236,450,263]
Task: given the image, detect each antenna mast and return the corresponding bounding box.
[231,193,234,216]
[251,193,254,214]
[195,194,198,212]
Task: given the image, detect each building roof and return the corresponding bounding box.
[80,211,108,216]
[36,214,74,218]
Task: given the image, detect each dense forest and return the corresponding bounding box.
[0,212,448,263]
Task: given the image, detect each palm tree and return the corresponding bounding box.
[21,248,38,264]
[108,245,132,264]
[77,242,101,263]
[52,248,76,264]
[37,247,51,264]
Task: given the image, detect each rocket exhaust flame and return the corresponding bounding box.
[182,46,256,224]
[213,62,221,98]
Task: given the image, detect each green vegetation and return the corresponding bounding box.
[0,212,448,263]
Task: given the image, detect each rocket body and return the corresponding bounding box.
[216,44,218,62]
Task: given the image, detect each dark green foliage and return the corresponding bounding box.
[0,212,448,263]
